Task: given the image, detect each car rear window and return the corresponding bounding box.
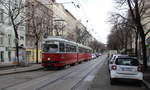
[115,58,139,66]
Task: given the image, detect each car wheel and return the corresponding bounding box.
[137,80,142,87]
[110,78,115,85]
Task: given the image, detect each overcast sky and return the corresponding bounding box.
[56,0,115,44]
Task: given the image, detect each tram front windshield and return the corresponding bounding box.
[43,44,58,53]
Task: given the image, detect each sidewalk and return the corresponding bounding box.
[0,63,16,68]
[139,61,150,89]
[143,66,150,89]
[0,64,43,76]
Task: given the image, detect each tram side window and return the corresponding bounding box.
[59,43,65,52]
[43,44,58,53]
[79,47,84,53]
[79,48,90,53]
[66,44,69,52]
[49,44,58,53]
[72,46,77,52]
[66,44,77,52]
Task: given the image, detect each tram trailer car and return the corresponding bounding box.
[78,46,92,62]
[42,37,92,68]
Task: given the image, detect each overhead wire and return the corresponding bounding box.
[73,0,101,41]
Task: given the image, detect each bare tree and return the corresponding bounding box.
[127,0,150,68]
[74,26,90,45]
[66,32,75,41]
[108,15,134,54]
[0,0,27,64]
[114,0,150,68]
[89,40,105,53]
[53,21,66,36]
[27,1,50,64]
[110,13,139,55]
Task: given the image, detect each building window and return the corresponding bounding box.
[8,17,12,25]
[0,36,4,45]
[0,9,4,23]
[8,34,11,45]
[20,36,24,40]
[8,51,11,61]
[14,0,18,7]
[0,51,4,62]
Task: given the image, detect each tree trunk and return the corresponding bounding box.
[125,34,128,54]
[135,31,138,57]
[16,42,19,65]
[141,34,147,69]
[11,16,20,65]
[36,41,39,64]
[137,26,147,69]
[127,0,147,68]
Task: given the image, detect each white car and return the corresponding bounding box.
[109,56,143,84]
[108,54,129,70]
[91,54,97,59]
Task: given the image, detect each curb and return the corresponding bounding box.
[0,67,43,76]
[142,80,150,89]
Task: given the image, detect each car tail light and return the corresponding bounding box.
[111,65,117,70]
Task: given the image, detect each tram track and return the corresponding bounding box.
[0,70,54,90]
[35,56,105,90]
[33,60,100,90]
[71,57,106,90]
[1,60,93,90]
[35,69,75,90]
[35,62,94,90]
[2,56,105,90]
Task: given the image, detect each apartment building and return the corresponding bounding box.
[0,0,26,64]
[25,0,53,63]
[0,0,93,64]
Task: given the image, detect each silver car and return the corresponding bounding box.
[109,56,143,85]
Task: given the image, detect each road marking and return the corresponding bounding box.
[84,75,95,82]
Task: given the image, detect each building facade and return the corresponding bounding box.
[25,0,53,63]
[0,0,94,64]
[0,0,26,64]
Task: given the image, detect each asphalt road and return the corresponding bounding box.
[89,57,148,90]
[0,55,147,90]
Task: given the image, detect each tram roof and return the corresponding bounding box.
[77,44,92,50]
[44,37,76,45]
[43,37,92,50]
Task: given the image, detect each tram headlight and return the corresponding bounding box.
[48,58,51,61]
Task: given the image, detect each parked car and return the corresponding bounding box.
[91,54,97,59]
[99,53,102,56]
[109,55,143,85]
[108,54,128,67]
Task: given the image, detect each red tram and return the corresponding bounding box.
[42,37,92,68]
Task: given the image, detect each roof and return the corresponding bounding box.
[44,36,76,45]
[43,37,92,50]
[77,43,92,50]
[65,9,77,21]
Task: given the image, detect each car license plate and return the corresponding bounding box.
[122,68,132,71]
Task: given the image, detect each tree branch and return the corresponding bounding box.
[145,29,150,36]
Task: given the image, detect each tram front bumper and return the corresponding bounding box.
[42,60,65,67]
